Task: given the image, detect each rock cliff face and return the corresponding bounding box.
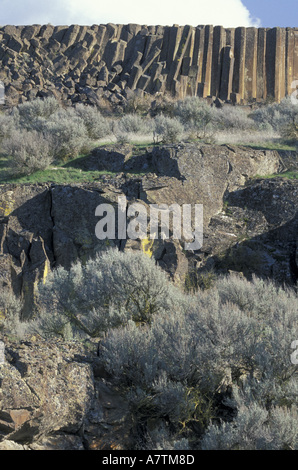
[0,143,297,450]
[0,143,297,321]
[0,24,298,108]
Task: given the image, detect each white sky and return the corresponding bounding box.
[0,0,261,28]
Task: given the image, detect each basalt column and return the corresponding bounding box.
[257,28,267,101]
[232,27,246,103]
[219,46,234,101]
[244,27,258,101]
[0,24,298,107]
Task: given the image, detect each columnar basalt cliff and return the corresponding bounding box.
[0,23,298,108]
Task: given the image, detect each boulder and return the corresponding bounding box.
[7,36,23,53]
[0,336,131,450]
[148,143,283,228]
[201,178,298,284]
[86,145,133,172]
[0,337,93,445]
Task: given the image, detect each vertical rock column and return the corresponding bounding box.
[266,27,286,102]
[202,25,214,98]
[211,26,226,97]
[291,29,298,99]
[191,26,205,97]
[286,28,295,96]
[219,46,234,101]
[275,27,286,102]
[233,27,246,103]
[257,28,267,101]
[166,25,193,96]
[244,27,258,101]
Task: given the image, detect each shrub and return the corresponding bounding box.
[123,90,153,115]
[2,128,54,176]
[215,273,297,315]
[42,108,90,161]
[280,114,298,143]
[153,114,184,143]
[174,96,216,139]
[74,103,112,140]
[16,96,61,131]
[250,97,298,135]
[32,249,178,339]
[139,424,190,450]
[0,290,24,337]
[201,385,298,450]
[212,106,256,132]
[100,273,298,447]
[150,93,177,118]
[22,246,298,449]
[113,114,154,143]
[117,113,150,135]
[115,131,130,145]
[0,112,15,142]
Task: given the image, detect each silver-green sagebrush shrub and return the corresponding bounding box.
[117,113,151,135]
[74,103,112,140]
[42,108,90,161]
[174,96,216,139]
[16,96,61,131]
[33,249,177,339]
[114,113,154,143]
[0,290,26,337]
[0,112,16,142]
[201,385,298,450]
[100,272,298,449]
[250,96,298,136]
[21,248,298,450]
[212,106,256,132]
[153,114,184,143]
[2,128,54,175]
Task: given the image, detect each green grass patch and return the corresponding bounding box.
[1,140,296,186]
[1,167,115,185]
[241,142,297,152]
[265,170,297,180]
[0,152,116,185]
[0,147,152,185]
[253,170,298,181]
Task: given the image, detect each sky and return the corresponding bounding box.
[0,0,296,29]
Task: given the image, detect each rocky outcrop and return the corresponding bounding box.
[0,335,131,450]
[202,177,298,284]
[0,143,297,450]
[0,143,296,315]
[0,24,297,108]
